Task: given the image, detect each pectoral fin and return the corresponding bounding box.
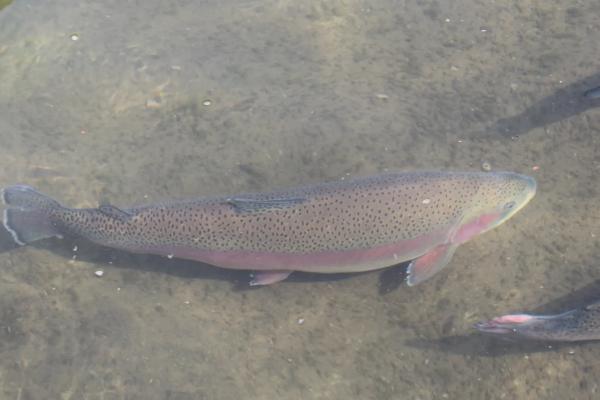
[225,197,306,213]
[406,244,457,286]
[249,270,292,286]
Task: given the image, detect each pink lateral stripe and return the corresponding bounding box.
[492,314,534,324]
[136,229,450,273]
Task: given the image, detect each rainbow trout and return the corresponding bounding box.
[1,171,536,285]
[475,301,600,342]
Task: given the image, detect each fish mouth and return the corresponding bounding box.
[523,174,537,199]
[512,173,537,207]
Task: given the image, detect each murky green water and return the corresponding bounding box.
[1,0,600,398]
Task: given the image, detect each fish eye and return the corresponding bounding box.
[503,201,516,210]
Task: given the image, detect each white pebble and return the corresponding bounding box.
[298,318,305,325]
[94,270,104,277]
[145,98,161,109]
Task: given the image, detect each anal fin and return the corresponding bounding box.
[249,270,292,286]
[406,244,457,286]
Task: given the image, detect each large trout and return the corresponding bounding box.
[1,171,536,285]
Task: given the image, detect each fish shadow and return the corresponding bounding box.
[0,227,21,253]
[491,71,600,137]
[407,279,600,355]
[405,333,580,357]
[0,227,408,292]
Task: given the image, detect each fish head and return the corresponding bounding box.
[453,172,536,243]
[474,314,557,341]
[475,309,600,342]
[483,171,537,224]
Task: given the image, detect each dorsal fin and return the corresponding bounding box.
[98,203,133,222]
[224,197,306,213]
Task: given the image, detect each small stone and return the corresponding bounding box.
[298,318,305,325]
[202,99,212,106]
[145,98,161,109]
[94,270,104,277]
[72,245,78,252]
[375,93,389,100]
[167,254,174,259]
[70,33,80,41]
[481,161,492,171]
[422,198,431,204]
[184,300,190,305]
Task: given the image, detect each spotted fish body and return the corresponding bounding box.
[2,171,536,285]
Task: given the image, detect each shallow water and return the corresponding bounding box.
[1,0,600,398]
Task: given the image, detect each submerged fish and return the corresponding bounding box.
[493,72,600,137]
[475,301,600,342]
[1,171,536,286]
[583,86,600,100]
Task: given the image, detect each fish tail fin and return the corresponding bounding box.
[2,185,63,245]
